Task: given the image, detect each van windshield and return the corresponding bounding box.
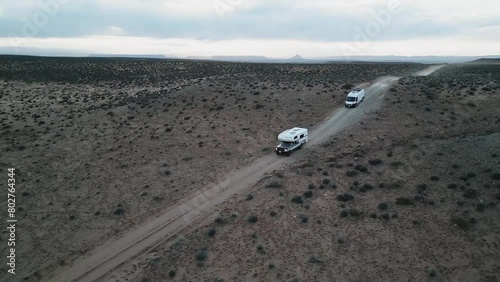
[279,142,294,148]
[346,97,356,102]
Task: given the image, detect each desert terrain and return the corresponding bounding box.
[0,57,499,281]
[117,62,500,282]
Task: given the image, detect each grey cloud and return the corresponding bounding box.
[1,0,496,42]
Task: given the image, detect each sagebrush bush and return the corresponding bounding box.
[348,209,362,217]
[113,207,125,215]
[169,270,176,278]
[463,189,478,199]
[476,203,486,212]
[266,181,282,188]
[207,228,216,237]
[378,202,389,210]
[291,195,304,204]
[368,159,382,165]
[451,216,472,230]
[247,215,258,223]
[196,248,208,261]
[396,197,413,205]
[360,184,374,192]
[346,170,358,177]
[336,193,354,202]
[354,164,368,172]
[303,190,313,198]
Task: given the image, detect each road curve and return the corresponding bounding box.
[47,65,442,282]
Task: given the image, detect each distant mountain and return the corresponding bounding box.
[290,54,304,60]
[186,55,269,62]
[184,55,500,64]
[88,54,170,59]
[1,47,499,64]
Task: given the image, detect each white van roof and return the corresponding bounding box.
[348,88,364,97]
[278,127,308,142]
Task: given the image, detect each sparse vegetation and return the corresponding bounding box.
[169,270,176,278]
[492,173,500,180]
[336,193,354,202]
[196,248,208,261]
[247,215,258,224]
[207,228,216,237]
[463,189,479,199]
[340,210,348,217]
[360,184,374,192]
[113,207,125,215]
[5,57,500,282]
[378,202,389,210]
[348,209,362,217]
[451,216,473,231]
[346,170,358,177]
[291,195,304,204]
[476,203,486,212]
[368,159,382,165]
[266,181,283,188]
[354,164,368,172]
[303,190,313,198]
[396,197,413,206]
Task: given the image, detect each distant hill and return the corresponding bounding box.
[468,58,500,64]
[89,54,168,59]
[290,54,304,60]
[183,55,500,64]
[1,48,500,64]
[186,55,270,62]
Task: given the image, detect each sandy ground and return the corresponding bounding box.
[48,70,427,282]
[0,57,426,281]
[115,63,500,282]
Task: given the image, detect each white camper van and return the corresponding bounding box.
[275,127,308,156]
[345,88,365,108]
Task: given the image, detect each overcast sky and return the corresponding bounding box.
[1,0,499,57]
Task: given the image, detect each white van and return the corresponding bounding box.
[275,127,308,156]
[345,88,365,108]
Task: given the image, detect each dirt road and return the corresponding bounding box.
[47,65,443,282]
[414,64,445,76]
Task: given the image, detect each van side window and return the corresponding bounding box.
[300,134,304,138]
[294,136,298,139]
